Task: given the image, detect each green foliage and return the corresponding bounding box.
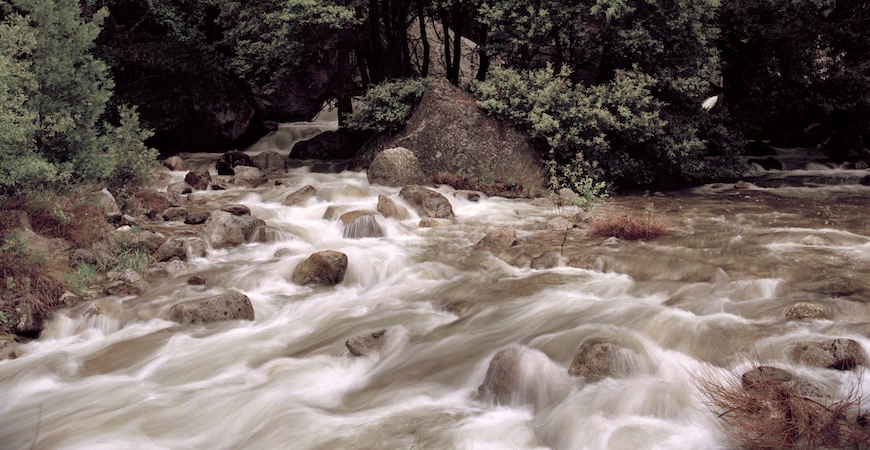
[115,246,148,274]
[346,78,434,133]
[0,0,158,194]
[473,65,742,188]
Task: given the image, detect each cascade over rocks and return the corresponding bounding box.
[367,147,428,187]
[399,185,454,218]
[790,338,868,370]
[340,211,384,239]
[354,78,544,189]
[292,250,348,286]
[216,151,254,176]
[168,290,254,324]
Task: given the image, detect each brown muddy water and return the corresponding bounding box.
[1,125,869,449]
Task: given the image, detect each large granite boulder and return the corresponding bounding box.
[290,129,367,160]
[353,78,545,190]
[568,342,633,380]
[399,185,454,218]
[291,250,348,285]
[201,211,266,248]
[168,290,254,324]
[367,147,428,187]
[790,338,868,370]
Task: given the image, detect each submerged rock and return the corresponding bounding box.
[478,347,521,405]
[785,302,828,320]
[568,342,632,380]
[292,250,348,286]
[168,290,254,324]
[346,329,388,356]
[399,185,454,218]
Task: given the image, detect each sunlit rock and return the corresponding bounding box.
[399,185,454,218]
[104,269,147,296]
[216,150,253,176]
[291,250,348,286]
[283,185,317,207]
[184,170,211,191]
[232,166,266,188]
[367,147,428,187]
[163,156,186,171]
[568,342,633,380]
[377,194,410,220]
[473,228,518,252]
[785,302,828,320]
[346,329,388,357]
[790,339,868,370]
[163,259,189,276]
[168,290,254,324]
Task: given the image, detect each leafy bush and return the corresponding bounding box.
[0,0,158,195]
[472,65,745,190]
[346,78,435,133]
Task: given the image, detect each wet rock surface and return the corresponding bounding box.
[168,290,254,324]
[291,251,348,286]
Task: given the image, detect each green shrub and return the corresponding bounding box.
[346,78,435,133]
[472,65,744,189]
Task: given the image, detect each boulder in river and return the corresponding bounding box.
[477,347,521,405]
[201,211,266,248]
[399,185,454,218]
[789,338,868,370]
[161,207,189,222]
[252,150,288,173]
[153,237,190,262]
[168,290,254,324]
[568,342,632,380]
[473,228,519,252]
[185,170,211,191]
[340,210,384,239]
[216,150,254,176]
[232,166,266,188]
[741,366,827,398]
[163,156,186,171]
[785,302,828,320]
[291,250,348,286]
[377,194,410,220]
[367,147,428,187]
[290,129,367,160]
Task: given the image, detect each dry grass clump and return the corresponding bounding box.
[589,213,670,240]
[0,231,67,312]
[698,365,870,449]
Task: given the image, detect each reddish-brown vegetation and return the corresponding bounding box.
[589,213,670,240]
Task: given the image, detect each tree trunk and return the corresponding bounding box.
[416,0,430,77]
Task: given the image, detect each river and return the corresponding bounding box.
[1,124,869,449]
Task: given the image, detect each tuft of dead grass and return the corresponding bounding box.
[432,172,531,198]
[589,213,670,240]
[698,365,870,449]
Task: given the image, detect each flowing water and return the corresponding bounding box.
[2,125,870,449]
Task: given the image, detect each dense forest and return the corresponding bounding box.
[1,0,869,196]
